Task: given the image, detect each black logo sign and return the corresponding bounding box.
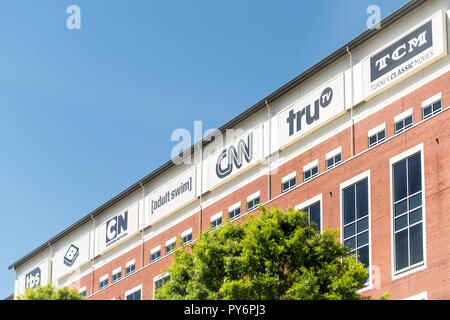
[286,86,333,137]
[106,211,128,246]
[25,267,41,289]
[63,244,79,267]
[370,20,432,82]
[216,133,253,179]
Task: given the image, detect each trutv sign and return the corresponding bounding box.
[362,10,447,100]
[278,74,345,150]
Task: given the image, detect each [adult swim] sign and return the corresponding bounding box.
[362,10,447,100]
[146,167,197,226]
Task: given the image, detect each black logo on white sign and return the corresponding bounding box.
[25,267,41,289]
[216,133,253,179]
[63,244,79,267]
[286,86,333,137]
[106,211,128,247]
[370,20,432,82]
[151,177,193,214]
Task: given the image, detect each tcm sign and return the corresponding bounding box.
[106,211,128,247]
[363,11,447,99]
[278,73,345,150]
[25,267,41,289]
[63,244,79,267]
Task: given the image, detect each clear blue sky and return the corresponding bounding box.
[0,0,408,298]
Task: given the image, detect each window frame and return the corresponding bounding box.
[281,171,297,193]
[125,284,142,300]
[153,273,170,299]
[295,194,322,233]
[181,228,193,245]
[389,144,427,280]
[112,267,122,283]
[165,237,177,255]
[99,274,109,290]
[422,92,442,120]
[340,170,372,291]
[246,191,261,212]
[210,212,223,230]
[150,245,161,263]
[394,112,413,135]
[125,259,136,276]
[228,202,242,221]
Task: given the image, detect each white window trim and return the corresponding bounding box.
[394,108,413,123]
[403,291,428,300]
[339,169,373,292]
[303,159,319,172]
[181,228,193,238]
[368,123,386,137]
[112,267,121,275]
[282,171,297,183]
[210,211,223,222]
[389,143,427,280]
[99,274,108,282]
[78,286,86,294]
[125,284,142,300]
[422,92,441,107]
[295,194,323,232]
[228,202,241,212]
[247,191,260,202]
[325,147,342,160]
[165,237,176,246]
[150,245,161,255]
[125,259,136,268]
[153,273,169,299]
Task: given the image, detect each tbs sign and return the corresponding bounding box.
[106,211,128,247]
[63,244,79,267]
[25,267,41,289]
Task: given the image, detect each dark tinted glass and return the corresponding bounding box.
[408,153,421,195]
[356,179,368,218]
[378,130,385,140]
[409,208,422,225]
[343,186,355,225]
[395,199,407,216]
[357,245,370,268]
[369,135,377,146]
[344,223,355,239]
[335,154,342,163]
[395,122,403,132]
[309,202,321,231]
[395,215,408,231]
[394,160,407,201]
[409,193,422,210]
[433,100,441,112]
[344,237,356,250]
[404,116,412,126]
[357,231,369,247]
[395,229,409,271]
[357,217,369,233]
[410,223,424,265]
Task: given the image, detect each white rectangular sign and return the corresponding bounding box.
[146,167,197,226]
[362,10,447,100]
[17,259,49,296]
[97,203,139,253]
[206,125,264,191]
[278,73,345,150]
[53,233,90,280]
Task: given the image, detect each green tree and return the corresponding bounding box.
[155,206,369,300]
[17,284,84,300]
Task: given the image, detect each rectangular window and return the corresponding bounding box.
[78,287,86,298]
[300,201,321,232]
[99,276,108,290]
[368,129,386,148]
[342,177,370,282]
[125,261,135,276]
[125,285,142,300]
[282,177,296,193]
[229,206,241,220]
[150,247,161,263]
[326,153,342,170]
[395,115,413,134]
[422,99,441,120]
[112,268,122,283]
[165,238,176,255]
[181,229,193,245]
[247,196,260,211]
[154,275,170,295]
[303,166,318,182]
[393,152,424,273]
[210,212,222,229]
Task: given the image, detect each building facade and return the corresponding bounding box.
[8,0,450,300]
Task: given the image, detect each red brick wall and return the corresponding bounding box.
[74,72,449,300]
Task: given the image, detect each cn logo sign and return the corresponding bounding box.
[216,133,253,179]
[286,87,333,137]
[64,244,79,267]
[106,211,128,246]
[25,267,41,289]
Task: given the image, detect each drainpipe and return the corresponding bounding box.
[346,46,355,157]
[197,143,203,233]
[265,100,272,201]
[139,182,145,268]
[47,242,52,286]
[90,214,95,295]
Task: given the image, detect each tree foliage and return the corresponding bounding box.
[17,284,84,300]
[155,207,369,300]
